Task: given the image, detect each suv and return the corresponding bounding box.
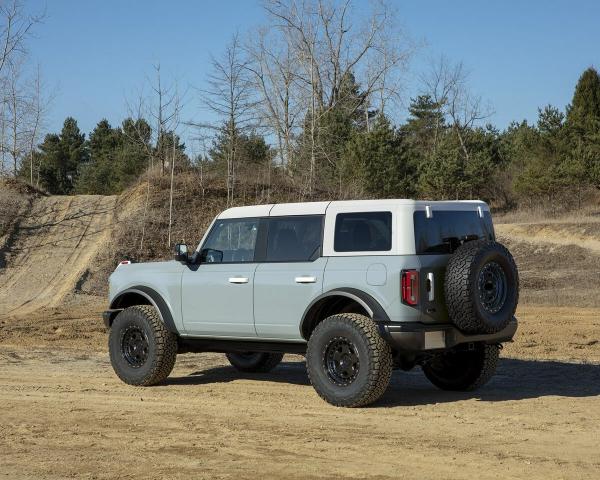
[104,200,518,407]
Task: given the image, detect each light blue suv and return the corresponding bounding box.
[104,200,518,407]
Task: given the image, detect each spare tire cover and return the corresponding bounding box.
[444,240,519,334]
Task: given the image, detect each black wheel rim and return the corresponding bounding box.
[323,337,360,386]
[478,261,508,314]
[121,326,149,368]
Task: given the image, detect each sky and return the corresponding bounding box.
[23,0,600,150]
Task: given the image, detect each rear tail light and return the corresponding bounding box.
[401,270,419,306]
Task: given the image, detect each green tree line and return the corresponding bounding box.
[27,66,600,211]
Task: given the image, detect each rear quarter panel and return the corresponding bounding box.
[323,256,422,323]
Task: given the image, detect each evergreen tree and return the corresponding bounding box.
[419,126,502,200]
[296,71,371,191]
[37,118,87,194]
[565,67,600,189]
[209,125,270,175]
[344,115,416,198]
[566,67,600,135]
[75,120,122,194]
[404,95,445,156]
[513,106,572,202]
[75,118,154,194]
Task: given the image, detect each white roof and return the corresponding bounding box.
[217,199,488,219]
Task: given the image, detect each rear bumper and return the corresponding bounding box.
[379,317,518,352]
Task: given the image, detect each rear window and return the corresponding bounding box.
[334,212,392,252]
[414,210,494,254]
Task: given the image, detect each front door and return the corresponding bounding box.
[182,217,259,337]
[253,215,326,340]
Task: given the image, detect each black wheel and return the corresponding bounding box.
[306,313,392,407]
[445,240,519,334]
[109,305,177,386]
[225,352,284,373]
[422,343,499,391]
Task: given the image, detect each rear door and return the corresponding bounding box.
[253,215,326,340]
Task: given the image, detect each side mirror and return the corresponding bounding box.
[200,248,223,263]
[174,243,190,263]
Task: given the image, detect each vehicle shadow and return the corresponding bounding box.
[166,361,311,387]
[165,357,600,407]
[379,357,600,407]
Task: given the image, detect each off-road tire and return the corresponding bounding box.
[109,305,177,386]
[226,352,284,373]
[422,343,499,391]
[306,313,393,407]
[445,240,518,334]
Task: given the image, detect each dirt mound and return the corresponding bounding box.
[0,195,117,319]
[496,221,600,308]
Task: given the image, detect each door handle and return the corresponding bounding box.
[229,277,249,284]
[295,276,317,284]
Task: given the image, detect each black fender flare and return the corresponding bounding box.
[299,287,391,339]
[109,285,178,334]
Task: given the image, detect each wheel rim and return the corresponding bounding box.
[323,337,360,386]
[121,326,149,368]
[477,261,507,314]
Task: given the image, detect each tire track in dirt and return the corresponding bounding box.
[0,195,117,318]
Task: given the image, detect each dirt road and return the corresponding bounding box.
[1,303,600,479]
[1,336,599,480]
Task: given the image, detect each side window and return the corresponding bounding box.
[266,216,323,262]
[200,218,259,263]
[334,212,392,252]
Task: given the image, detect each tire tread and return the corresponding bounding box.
[307,313,392,407]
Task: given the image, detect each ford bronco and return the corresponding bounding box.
[104,200,518,407]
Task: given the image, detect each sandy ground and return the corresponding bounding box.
[1,194,599,479]
[0,305,598,480]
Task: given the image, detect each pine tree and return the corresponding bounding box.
[566,67,600,135]
[565,67,600,189]
[344,115,416,198]
[404,95,445,156]
[37,118,87,194]
[75,120,122,194]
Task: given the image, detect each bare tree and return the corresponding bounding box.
[0,1,44,178]
[4,60,26,176]
[125,66,185,250]
[25,65,50,184]
[246,27,302,171]
[422,56,493,163]
[0,0,43,79]
[261,0,413,193]
[193,33,257,206]
[149,64,183,175]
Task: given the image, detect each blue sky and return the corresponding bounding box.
[25,0,600,148]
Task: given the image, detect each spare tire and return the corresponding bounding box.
[444,240,518,334]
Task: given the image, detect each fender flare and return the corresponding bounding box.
[109,286,178,334]
[299,287,391,339]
